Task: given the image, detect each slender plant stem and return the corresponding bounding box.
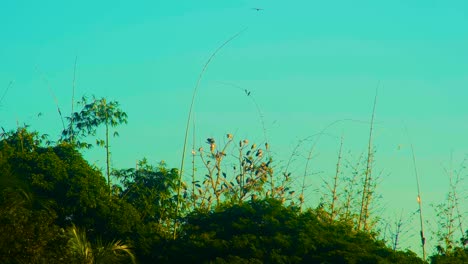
[393,210,404,252]
[105,111,111,194]
[191,113,196,208]
[173,28,247,239]
[451,156,466,247]
[442,154,466,250]
[36,66,66,130]
[405,126,426,261]
[447,153,455,250]
[0,80,14,106]
[215,82,270,155]
[71,56,78,144]
[238,143,245,201]
[330,134,344,222]
[453,180,465,247]
[300,119,363,212]
[358,85,378,231]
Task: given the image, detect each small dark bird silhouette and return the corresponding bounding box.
[252,8,264,11]
[244,89,251,96]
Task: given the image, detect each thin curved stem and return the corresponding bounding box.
[173,28,247,239]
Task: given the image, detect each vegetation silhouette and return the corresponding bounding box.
[0,118,466,263]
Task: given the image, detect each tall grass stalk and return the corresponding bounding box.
[191,113,197,207]
[358,85,378,231]
[173,28,247,239]
[35,66,66,130]
[329,134,344,222]
[405,126,427,260]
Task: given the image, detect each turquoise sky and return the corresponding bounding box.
[1,0,467,256]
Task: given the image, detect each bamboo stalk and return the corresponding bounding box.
[405,126,426,260]
[173,28,247,239]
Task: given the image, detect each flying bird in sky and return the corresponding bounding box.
[252,8,264,11]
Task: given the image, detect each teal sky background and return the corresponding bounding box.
[1,0,467,256]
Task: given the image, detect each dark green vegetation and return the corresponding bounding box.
[0,98,466,263]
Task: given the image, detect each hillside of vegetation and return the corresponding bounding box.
[0,97,467,263]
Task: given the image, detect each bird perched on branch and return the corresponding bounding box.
[207,138,216,152]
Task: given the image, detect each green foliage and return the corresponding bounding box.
[429,230,468,263]
[67,224,136,264]
[165,198,424,264]
[0,188,70,263]
[189,136,293,212]
[430,247,468,264]
[61,95,128,191]
[2,138,105,226]
[0,128,141,262]
[115,159,179,226]
[8,111,468,264]
[62,96,128,149]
